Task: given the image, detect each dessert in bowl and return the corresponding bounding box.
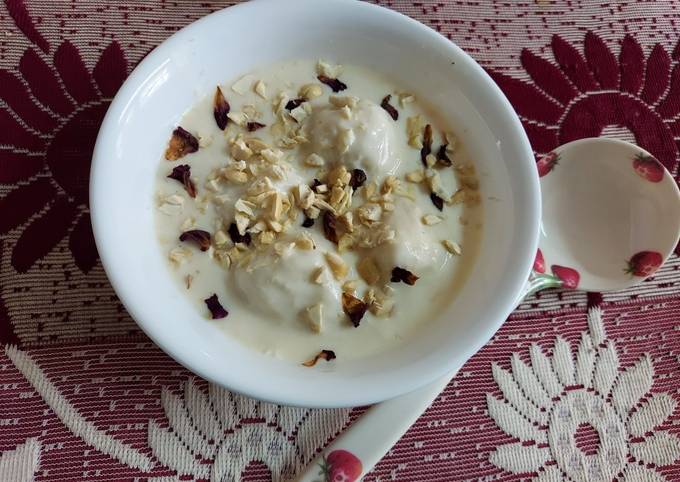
[90,0,539,407]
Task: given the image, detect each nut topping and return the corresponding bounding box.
[157,60,482,343]
[324,252,348,280]
[304,303,324,333]
[254,80,267,99]
[299,83,323,100]
[442,239,462,255]
[357,257,381,285]
[422,214,443,226]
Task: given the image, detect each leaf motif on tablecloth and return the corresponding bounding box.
[148,419,209,479]
[628,394,678,437]
[0,438,41,482]
[492,363,547,425]
[551,336,575,387]
[486,394,546,443]
[592,341,619,397]
[611,355,653,419]
[147,378,350,481]
[529,343,562,398]
[489,443,550,474]
[4,346,154,471]
[574,332,595,388]
[511,353,550,408]
[630,431,680,467]
[621,465,667,482]
[159,387,214,459]
[487,307,680,481]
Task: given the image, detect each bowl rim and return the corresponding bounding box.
[90,0,541,407]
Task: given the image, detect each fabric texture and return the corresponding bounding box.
[0,1,678,480]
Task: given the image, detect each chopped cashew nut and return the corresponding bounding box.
[443,239,462,255]
[324,252,348,280]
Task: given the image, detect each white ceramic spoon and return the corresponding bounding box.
[293,137,680,482]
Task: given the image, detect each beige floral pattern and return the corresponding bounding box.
[487,308,680,481]
[148,379,351,481]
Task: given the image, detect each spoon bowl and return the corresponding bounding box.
[537,138,680,292]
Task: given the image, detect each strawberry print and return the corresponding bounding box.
[320,449,362,482]
[551,265,580,289]
[632,153,664,183]
[625,251,663,277]
[536,151,559,177]
[533,249,546,273]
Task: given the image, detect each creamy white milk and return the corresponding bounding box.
[155,60,482,362]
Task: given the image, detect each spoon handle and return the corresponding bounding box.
[292,373,454,482]
[293,271,553,482]
[520,271,564,299]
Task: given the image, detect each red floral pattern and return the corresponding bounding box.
[0,40,128,273]
[488,32,680,180]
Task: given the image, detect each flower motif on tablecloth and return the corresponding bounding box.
[488,32,680,179]
[0,39,128,273]
[487,307,680,481]
[148,379,351,481]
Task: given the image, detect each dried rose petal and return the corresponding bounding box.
[302,349,337,367]
[204,294,228,319]
[437,144,452,166]
[302,217,315,228]
[323,211,339,244]
[214,86,230,130]
[167,164,197,198]
[430,192,444,211]
[420,124,433,166]
[311,178,323,191]
[317,75,348,92]
[228,222,252,246]
[246,121,266,132]
[165,126,199,161]
[391,266,419,285]
[380,94,398,121]
[179,229,211,251]
[285,98,306,111]
[342,292,368,327]
[349,168,367,189]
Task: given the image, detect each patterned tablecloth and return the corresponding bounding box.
[0,1,679,481]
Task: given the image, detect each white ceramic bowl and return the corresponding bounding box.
[90,0,540,407]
